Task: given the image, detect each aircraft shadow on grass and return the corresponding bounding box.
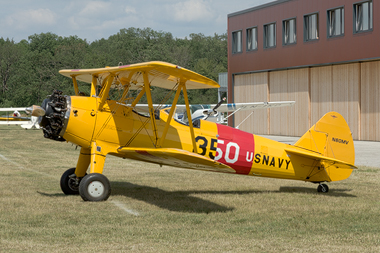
[111,182,236,214]
[37,183,356,214]
[110,182,357,213]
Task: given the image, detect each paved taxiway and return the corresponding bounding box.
[259,135,380,168]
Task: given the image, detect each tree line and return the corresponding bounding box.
[0,28,227,108]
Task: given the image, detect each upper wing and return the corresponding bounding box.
[117,147,235,173]
[59,61,220,90]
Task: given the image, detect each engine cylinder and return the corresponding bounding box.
[39,90,70,141]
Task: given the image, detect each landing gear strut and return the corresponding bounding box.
[317,183,329,193]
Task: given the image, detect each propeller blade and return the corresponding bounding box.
[26,105,45,117]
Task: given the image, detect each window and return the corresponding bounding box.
[354,1,373,33]
[328,7,344,37]
[264,23,276,48]
[246,27,258,51]
[283,18,296,45]
[232,30,242,54]
[304,13,319,41]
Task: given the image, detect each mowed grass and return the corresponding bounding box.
[0,126,379,252]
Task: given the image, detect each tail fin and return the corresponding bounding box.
[293,112,356,182]
[295,112,355,165]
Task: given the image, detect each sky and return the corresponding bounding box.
[1,0,273,42]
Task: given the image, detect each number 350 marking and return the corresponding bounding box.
[195,136,240,164]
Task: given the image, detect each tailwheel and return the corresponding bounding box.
[79,173,111,201]
[317,183,329,193]
[60,168,81,195]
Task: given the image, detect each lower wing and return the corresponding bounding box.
[117,147,235,173]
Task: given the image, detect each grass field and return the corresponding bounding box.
[0,126,379,252]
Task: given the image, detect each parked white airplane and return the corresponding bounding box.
[0,107,40,129]
[132,100,295,126]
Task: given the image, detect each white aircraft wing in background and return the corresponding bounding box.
[0,107,40,129]
[130,101,295,125]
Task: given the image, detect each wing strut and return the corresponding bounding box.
[182,82,198,154]
[125,87,146,115]
[118,83,130,103]
[143,72,158,146]
[156,81,198,153]
[98,74,115,110]
[158,83,182,148]
[72,77,79,96]
[91,76,97,97]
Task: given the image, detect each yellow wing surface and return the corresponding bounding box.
[59,61,220,90]
[117,147,235,173]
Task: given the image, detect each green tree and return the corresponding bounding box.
[0,38,22,106]
[0,28,227,106]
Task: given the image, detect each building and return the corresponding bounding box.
[228,0,380,141]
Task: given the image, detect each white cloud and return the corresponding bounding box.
[125,6,137,15]
[5,8,56,29]
[172,0,214,22]
[79,1,112,16]
[68,16,80,30]
[0,0,274,42]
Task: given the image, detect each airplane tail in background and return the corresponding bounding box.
[292,112,356,182]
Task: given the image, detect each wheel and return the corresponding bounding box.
[79,173,111,201]
[317,183,329,193]
[60,168,80,195]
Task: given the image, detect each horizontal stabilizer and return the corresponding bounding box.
[285,147,357,170]
[117,147,235,173]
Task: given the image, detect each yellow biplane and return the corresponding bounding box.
[30,61,356,201]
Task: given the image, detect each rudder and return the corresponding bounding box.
[295,112,355,166]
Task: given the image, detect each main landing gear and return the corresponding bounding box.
[60,168,81,195]
[60,168,111,201]
[317,183,329,193]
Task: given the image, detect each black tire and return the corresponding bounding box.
[79,173,111,201]
[60,168,80,195]
[317,184,329,193]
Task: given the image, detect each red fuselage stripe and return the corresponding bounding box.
[215,124,255,175]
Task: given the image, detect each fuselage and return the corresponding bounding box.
[54,95,353,183]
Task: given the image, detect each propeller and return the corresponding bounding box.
[26,105,46,117]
